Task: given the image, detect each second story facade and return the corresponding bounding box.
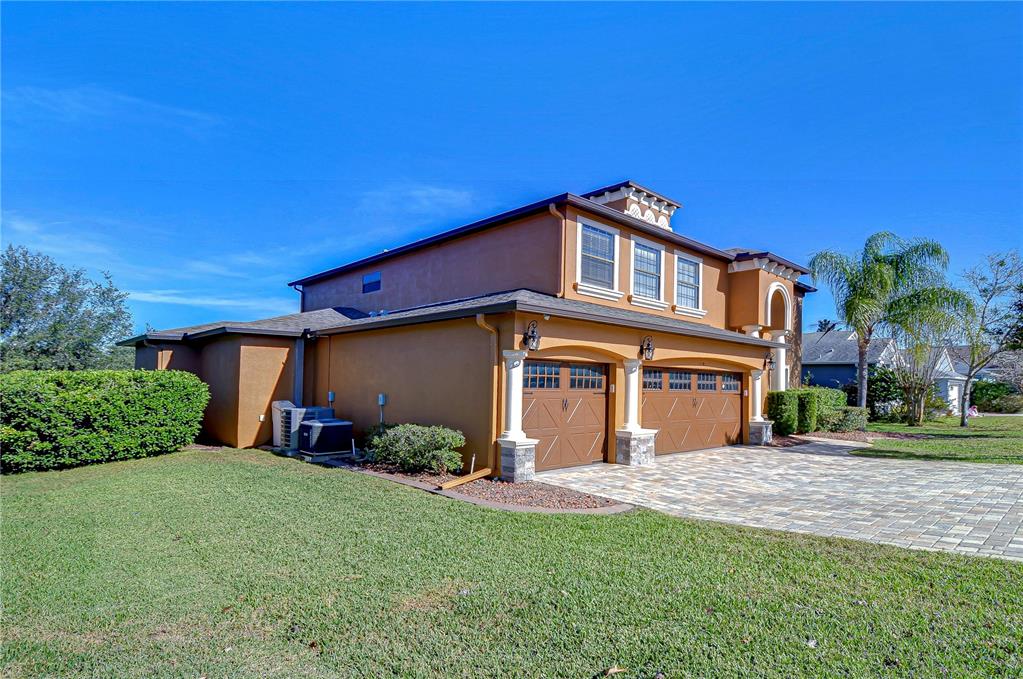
[290,181,811,340]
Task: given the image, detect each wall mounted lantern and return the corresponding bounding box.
[640,336,655,361]
[763,351,775,372]
[523,320,541,351]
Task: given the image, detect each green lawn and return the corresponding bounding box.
[857,415,1023,464]
[3,448,1021,678]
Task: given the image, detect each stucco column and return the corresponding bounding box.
[615,359,657,466]
[750,369,764,421]
[621,358,642,432]
[767,330,787,391]
[499,349,529,440]
[497,349,538,482]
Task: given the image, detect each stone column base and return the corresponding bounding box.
[749,420,773,446]
[615,429,657,466]
[498,438,538,483]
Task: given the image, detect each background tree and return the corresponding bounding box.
[808,231,962,411]
[815,318,839,333]
[0,245,134,371]
[955,251,1023,425]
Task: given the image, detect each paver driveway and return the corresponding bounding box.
[538,441,1023,561]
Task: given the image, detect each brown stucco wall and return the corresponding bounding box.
[301,212,563,312]
[312,319,495,470]
[561,206,733,328]
[133,344,200,372]
[237,337,295,448]
[199,336,241,447]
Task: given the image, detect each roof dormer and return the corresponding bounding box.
[581,180,681,231]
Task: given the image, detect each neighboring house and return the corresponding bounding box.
[802,331,967,415]
[121,180,814,481]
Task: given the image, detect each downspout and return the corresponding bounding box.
[475,313,501,477]
[293,331,307,407]
[548,203,567,297]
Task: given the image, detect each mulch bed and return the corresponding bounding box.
[764,435,808,448]
[359,462,616,510]
[803,430,931,443]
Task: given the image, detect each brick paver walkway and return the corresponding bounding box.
[538,442,1023,561]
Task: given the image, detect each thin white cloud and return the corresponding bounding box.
[2,85,221,133]
[128,290,296,316]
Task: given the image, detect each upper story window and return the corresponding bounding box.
[633,243,661,299]
[575,219,623,301]
[580,225,615,289]
[362,271,381,293]
[674,253,706,317]
[629,237,667,310]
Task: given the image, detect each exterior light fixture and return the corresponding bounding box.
[640,336,655,361]
[523,320,541,351]
[764,351,775,371]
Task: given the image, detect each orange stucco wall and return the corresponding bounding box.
[237,337,294,448]
[560,206,738,328]
[301,212,563,312]
[305,319,495,470]
[199,337,241,446]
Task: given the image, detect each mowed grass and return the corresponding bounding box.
[858,415,1023,464]
[3,448,1021,678]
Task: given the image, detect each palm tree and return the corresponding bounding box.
[808,232,965,412]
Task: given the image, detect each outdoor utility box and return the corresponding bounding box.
[298,419,354,455]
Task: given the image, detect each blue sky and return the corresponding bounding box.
[3,2,1020,333]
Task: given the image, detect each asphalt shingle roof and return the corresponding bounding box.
[124,289,781,349]
[801,331,896,364]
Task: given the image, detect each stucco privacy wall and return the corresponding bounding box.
[300,212,563,312]
[314,319,496,470]
[561,206,733,328]
[200,337,241,447]
[237,337,295,448]
[133,344,200,372]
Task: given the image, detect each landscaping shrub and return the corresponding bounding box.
[797,390,819,434]
[766,391,799,436]
[832,406,868,432]
[368,423,465,474]
[971,381,1021,413]
[842,366,904,421]
[0,370,209,473]
[360,421,396,448]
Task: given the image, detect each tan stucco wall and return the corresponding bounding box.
[728,269,797,331]
[199,337,241,447]
[301,212,563,312]
[561,206,733,328]
[237,337,295,448]
[311,319,495,470]
[134,344,200,372]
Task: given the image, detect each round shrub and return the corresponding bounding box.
[368,423,465,474]
[1,370,210,473]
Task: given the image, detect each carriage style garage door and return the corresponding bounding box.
[522,361,608,471]
[642,369,742,454]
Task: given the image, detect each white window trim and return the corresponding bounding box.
[629,235,668,310]
[673,251,707,317]
[575,217,623,301]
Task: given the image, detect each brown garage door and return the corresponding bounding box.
[522,361,608,471]
[641,369,742,454]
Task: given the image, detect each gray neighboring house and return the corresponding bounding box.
[801,330,967,415]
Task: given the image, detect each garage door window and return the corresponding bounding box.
[524,362,560,389]
[721,374,740,392]
[570,364,605,390]
[668,370,692,391]
[697,372,717,391]
[643,369,663,390]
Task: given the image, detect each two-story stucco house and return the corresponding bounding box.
[122,181,814,481]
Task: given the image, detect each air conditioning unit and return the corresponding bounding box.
[272,401,335,451]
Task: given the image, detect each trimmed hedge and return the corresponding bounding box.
[1,370,209,473]
[766,391,799,436]
[368,423,465,474]
[833,406,868,432]
[767,387,853,435]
